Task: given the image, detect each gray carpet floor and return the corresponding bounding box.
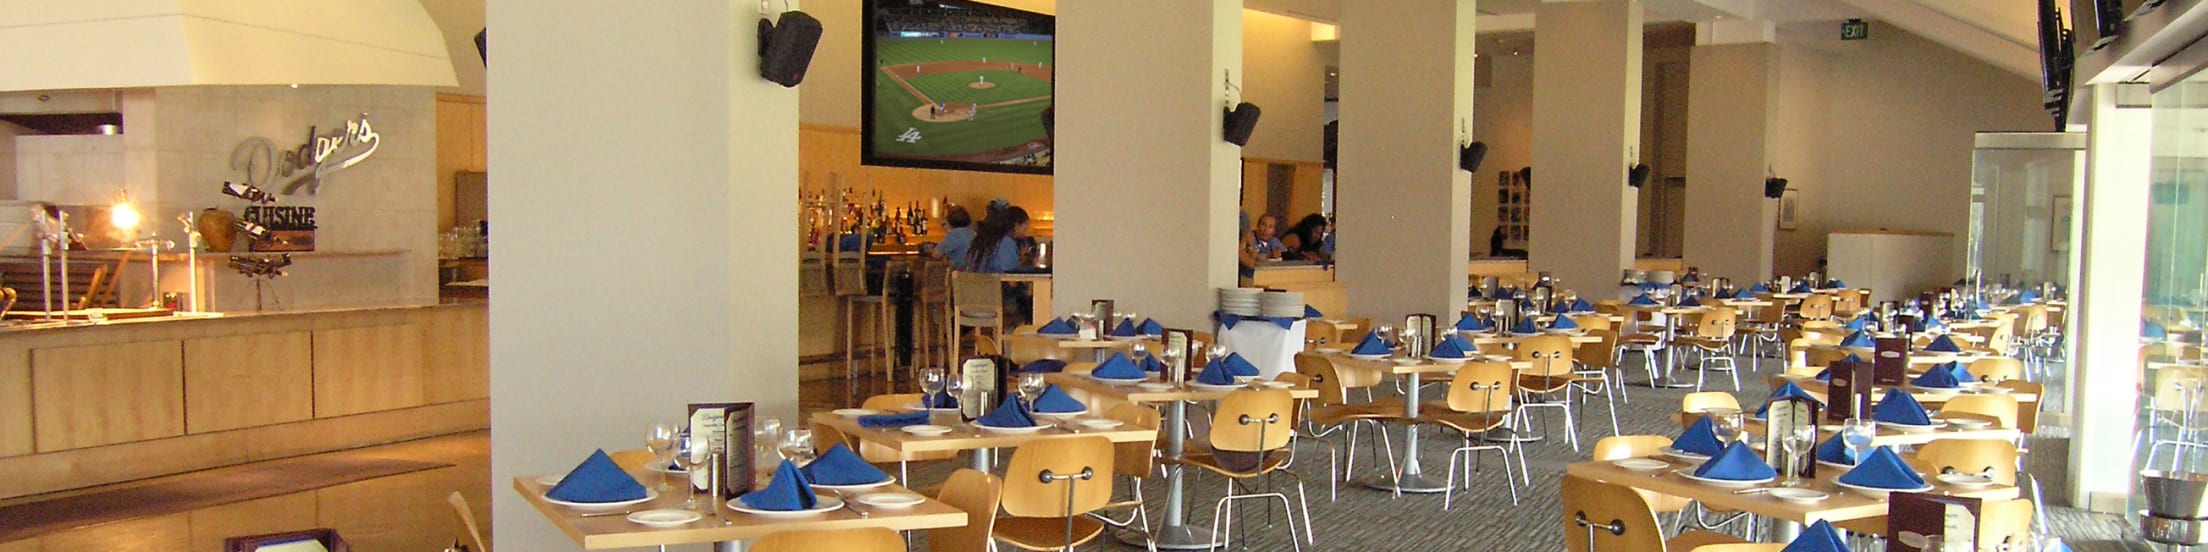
[844,352,2151,551]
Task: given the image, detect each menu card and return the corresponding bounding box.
[1873,336,1910,386]
[686,402,753,497]
[1763,398,1820,480]
[1889,492,1982,552]
[1826,357,1877,423]
[960,356,1001,420]
[1162,329,1193,384]
[1405,314,1437,356]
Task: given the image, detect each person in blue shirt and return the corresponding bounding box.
[932,205,974,262]
[961,206,1031,274]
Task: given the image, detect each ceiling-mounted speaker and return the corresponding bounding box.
[1458,141,1489,173]
[1322,121,1338,169]
[473,29,486,66]
[1627,163,1651,188]
[1764,176,1789,199]
[758,11,822,88]
[1223,102,1262,146]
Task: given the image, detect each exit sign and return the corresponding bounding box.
[1841,19,1870,40]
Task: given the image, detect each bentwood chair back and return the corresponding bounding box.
[1444,361,1518,414]
[1680,392,1741,413]
[810,424,856,456]
[1591,435,1675,461]
[1978,499,2038,549]
[1103,403,1162,478]
[1690,308,1738,340]
[1970,357,2026,383]
[1211,389,1298,453]
[1576,327,1620,371]
[1914,439,2020,485]
[1293,353,1354,406]
[1559,475,1669,552]
[1940,394,2020,430]
[2001,380,2046,433]
[752,528,903,552]
[997,436,1115,550]
[950,271,1005,356]
[1570,313,1614,334]
[928,469,1003,552]
[607,449,660,473]
[1796,295,1835,321]
[1514,334,1578,378]
[447,491,488,552]
[1305,319,1342,351]
[1343,316,1375,345]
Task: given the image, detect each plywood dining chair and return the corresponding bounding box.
[1516,334,1610,449]
[860,394,960,482]
[1560,475,1746,552]
[928,469,1003,552]
[1671,308,1739,391]
[1969,356,2025,383]
[1939,394,2020,430]
[1090,403,1163,545]
[607,448,660,473]
[1590,436,1692,517]
[996,436,1117,552]
[1794,295,1834,321]
[1678,392,1741,430]
[1305,319,1341,351]
[1576,326,1629,404]
[1418,361,1522,508]
[752,528,904,552]
[1915,439,2020,485]
[1293,353,1398,492]
[447,491,488,552]
[1169,389,1312,550]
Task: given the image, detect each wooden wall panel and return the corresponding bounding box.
[0,539,31,552]
[30,340,184,452]
[0,342,30,458]
[312,325,426,418]
[35,513,189,551]
[422,308,488,404]
[186,494,319,551]
[183,332,313,434]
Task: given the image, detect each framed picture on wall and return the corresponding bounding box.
[2051,194,2073,254]
[1777,188,1800,231]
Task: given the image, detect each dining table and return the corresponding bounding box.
[1804,343,1995,366]
[1001,332,1152,363]
[1326,352,1536,494]
[1044,373,1318,550]
[808,408,1159,472]
[1766,376,2042,406]
[513,466,967,551]
[1667,412,2023,447]
[1568,453,2019,540]
[1619,303,1714,388]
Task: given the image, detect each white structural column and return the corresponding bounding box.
[1336,0,1478,323]
[487,0,800,550]
[1054,0,1242,325]
[1682,21,1779,282]
[1530,0,1642,290]
[2069,84,2151,513]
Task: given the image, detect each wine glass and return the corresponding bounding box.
[780,428,817,465]
[1781,424,1816,487]
[1207,344,1229,367]
[645,421,681,492]
[1842,418,1877,464]
[674,432,710,508]
[920,367,947,402]
[1707,408,1745,445]
[1017,372,1047,411]
[1159,347,1186,383]
[945,376,971,422]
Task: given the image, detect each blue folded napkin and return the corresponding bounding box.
[1218,312,1297,329]
[2147,320,2169,339]
[1455,313,1492,332]
[1195,357,1237,385]
[1837,446,1928,489]
[1872,388,1933,426]
[1512,317,1541,334]
[1110,319,1139,337]
[1751,283,1772,293]
[1814,433,1861,466]
[1214,352,1260,377]
[1136,354,1165,373]
[1912,365,1961,388]
[1844,315,1871,331]
[1840,330,1876,349]
[1790,283,1814,293]
[1782,520,1851,552]
[1429,336,1471,359]
[1672,415,1726,456]
[1037,318,1077,335]
[1734,288,1757,299]
[1694,441,1779,481]
[1570,299,1596,313]
[923,391,958,409]
[858,411,931,428]
[975,396,1036,428]
[802,443,890,485]
[1545,315,1577,331]
[740,460,818,510]
[1305,304,1323,318]
[1549,300,1571,314]
[2017,290,2039,303]
[1825,279,1847,289]
[1352,332,1392,355]
[1629,294,1658,306]
[1814,366,1833,382]
[1925,334,1962,353]
[1090,353,1144,379]
[1139,318,1164,336]
[1756,381,1823,416]
[1678,295,1702,307]
[1945,361,1976,383]
[546,449,648,503]
[1924,317,1947,332]
[1033,384,1086,413]
[1020,359,1067,373]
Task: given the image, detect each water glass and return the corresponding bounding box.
[945,377,972,421]
[1017,372,1047,409]
[1781,424,1816,486]
[780,428,817,465]
[1842,418,1877,461]
[1707,408,1745,445]
[920,367,947,397]
[644,421,681,491]
[674,433,711,508]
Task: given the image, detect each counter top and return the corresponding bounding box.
[0,303,468,336]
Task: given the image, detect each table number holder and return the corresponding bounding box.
[960,356,1001,419]
[1889,492,1982,552]
[1874,336,1911,386]
[686,402,754,498]
[1762,397,1820,480]
[1827,357,1877,423]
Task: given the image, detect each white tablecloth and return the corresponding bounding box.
[1216,319,1306,379]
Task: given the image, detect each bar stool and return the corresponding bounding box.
[913,258,953,369]
[949,271,1005,359]
[837,238,891,386]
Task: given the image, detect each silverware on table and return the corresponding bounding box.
[577,509,637,518]
[1732,487,1773,495]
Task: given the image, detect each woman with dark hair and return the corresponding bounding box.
[1280,213,1331,262]
[961,206,1031,274]
[933,205,975,262]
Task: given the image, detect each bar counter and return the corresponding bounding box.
[0,303,487,500]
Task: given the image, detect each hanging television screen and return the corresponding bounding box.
[862,0,1054,175]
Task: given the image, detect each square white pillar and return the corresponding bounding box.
[1530,0,1642,290]
[1683,41,1779,282]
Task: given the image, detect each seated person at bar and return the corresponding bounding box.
[1280,213,1331,263]
[933,205,975,262]
[1238,213,1285,277]
[961,206,1035,320]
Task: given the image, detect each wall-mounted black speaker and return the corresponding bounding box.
[474,29,486,66]
[1763,176,1789,199]
[1459,141,1488,173]
[1041,106,1054,139]
[1223,102,1262,147]
[1627,163,1651,188]
[1322,121,1338,169]
[758,11,822,88]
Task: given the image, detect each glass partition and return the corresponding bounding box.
[2137,77,2208,493]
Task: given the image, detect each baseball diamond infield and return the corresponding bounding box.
[872,37,1052,164]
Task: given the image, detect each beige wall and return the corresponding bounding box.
[1682,42,1778,282]
[1472,45,1533,256]
[0,120,28,199]
[1239,10,1326,164]
[435,93,486,231]
[1771,27,2045,278]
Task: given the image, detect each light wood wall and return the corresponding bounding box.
[0,304,488,499]
[1238,158,1328,225]
[436,93,488,231]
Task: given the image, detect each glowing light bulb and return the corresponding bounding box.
[110,194,140,230]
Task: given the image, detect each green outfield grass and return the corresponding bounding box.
[876,37,1052,66]
[872,36,1053,161]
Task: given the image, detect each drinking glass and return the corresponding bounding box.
[920,367,947,398]
[1707,408,1745,445]
[1207,344,1229,367]
[780,428,817,465]
[1017,372,1047,410]
[645,421,681,491]
[1159,347,1185,383]
[1842,418,1877,463]
[674,432,710,508]
[1781,424,1816,487]
[945,377,971,422]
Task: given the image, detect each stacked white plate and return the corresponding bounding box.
[1259,291,1305,318]
[1219,287,1263,316]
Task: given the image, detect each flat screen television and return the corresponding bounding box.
[2037,0,2076,130]
[862,0,1054,175]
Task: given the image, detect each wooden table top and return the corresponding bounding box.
[1767,376,2040,404]
[1326,353,1534,375]
[1667,412,2022,446]
[1044,373,1319,403]
[1002,334,1151,349]
[808,411,1157,454]
[1463,332,1604,345]
[997,273,1052,283]
[1567,458,2018,525]
[512,474,966,549]
[1618,304,1714,315]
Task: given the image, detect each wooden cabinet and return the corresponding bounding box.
[31,340,185,452]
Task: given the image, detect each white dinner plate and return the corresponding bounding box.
[1392,358,1421,366]
[1833,480,1934,499]
[1425,356,1470,364]
[627,509,703,528]
[1034,408,1088,418]
[833,408,878,418]
[1663,449,1712,462]
[1937,473,1996,488]
[1258,381,1295,389]
[1079,419,1125,430]
[1107,335,1146,341]
[545,490,659,510]
[1136,382,1177,392]
[1189,382,1244,392]
[1347,353,1390,360]
[1090,375,1148,386]
[813,475,896,492]
[1885,420,1946,434]
[1768,488,1831,504]
[1676,471,1775,489]
[1944,418,1994,430]
[1613,458,1669,472]
[535,475,562,487]
[974,423,1047,434]
[854,492,926,509]
[1908,385,1961,395]
[729,495,844,518]
[901,425,952,436]
[1981,386,2015,395]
